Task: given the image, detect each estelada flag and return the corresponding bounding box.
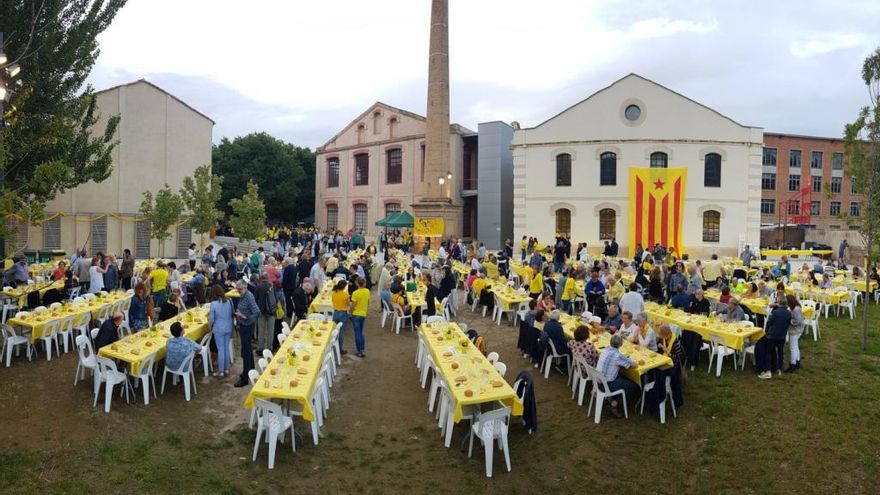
[628,168,688,257]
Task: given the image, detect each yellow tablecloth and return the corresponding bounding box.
[785,285,850,305]
[451,261,470,283]
[307,281,335,314]
[98,307,209,374]
[420,322,522,422]
[643,302,763,351]
[243,319,335,421]
[704,289,771,316]
[407,282,442,310]
[761,249,832,257]
[8,291,131,342]
[2,280,66,308]
[547,314,673,385]
[489,285,531,310]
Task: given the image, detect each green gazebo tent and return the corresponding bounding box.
[384,211,413,228]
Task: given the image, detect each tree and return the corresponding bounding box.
[140,185,184,257]
[180,164,223,247]
[0,1,126,252]
[212,132,315,223]
[844,45,880,350]
[228,181,266,242]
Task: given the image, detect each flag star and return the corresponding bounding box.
[653,178,665,190]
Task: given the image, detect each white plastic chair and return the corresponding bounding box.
[486,351,499,364]
[493,294,516,326]
[493,361,507,377]
[117,298,133,333]
[247,369,261,429]
[640,375,677,424]
[802,301,821,341]
[261,348,274,361]
[56,314,75,354]
[570,355,592,406]
[257,357,269,373]
[132,353,158,405]
[73,334,98,387]
[160,351,198,401]
[252,398,295,469]
[585,365,628,423]
[38,319,61,361]
[67,287,81,300]
[1,294,19,323]
[2,323,33,366]
[541,339,570,379]
[95,356,130,413]
[707,333,736,376]
[393,305,413,335]
[276,333,287,346]
[71,311,91,343]
[380,299,394,328]
[840,291,856,319]
[467,407,512,477]
[199,333,214,377]
[425,315,446,324]
[307,313,327,321]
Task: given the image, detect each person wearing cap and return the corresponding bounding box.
[165,321,202,372]
[596,334,637,416]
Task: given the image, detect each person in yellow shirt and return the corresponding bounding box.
[561,270,585,313]
[150,261,169,310]
[331,279,351,354]
[606,275,625,302]
[520,236,528,261]
[472,273,489,298]
[528,266,544,300]
[348,277,369,358]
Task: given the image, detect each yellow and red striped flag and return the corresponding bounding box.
[628,168,687,257]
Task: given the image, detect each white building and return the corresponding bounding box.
[24,80,214,258]
[512,74,763,258]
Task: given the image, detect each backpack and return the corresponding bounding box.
[259,285,276,316]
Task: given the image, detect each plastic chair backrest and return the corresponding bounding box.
[493,361,507,377]
[262,349,273,360]
[14,311,30,320]
[307,314,326,321]
[257,357,268,372]
[1,324,14,341]
[547,338,561,357]
[41,319,60,337]
[248,369,260,385]
[381,299,392,313]
[572,354,590,379]
[90,328,99,340]
[586,364,612,393]
[96,355,118,374]
[172,352,196,374]
[49,302,62,309]
[476,406,511,436]
[136,353,156,377]
[709,333,727,349]
[34,306,48,313]
[255,398,284,421]
[75,335,94,361]
[486,351,499,364]
[426,315,445,324]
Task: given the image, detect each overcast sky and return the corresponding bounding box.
[85,0,880,149]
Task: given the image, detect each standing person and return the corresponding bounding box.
[528,265,544,300]
[838,239,848,264]
[281,257,298,321]
[233,280,260,388]
[208,285,235,378]
[331,280,352,355]
[785,295,805,373]
[120,249,135,291]
[610,238,619,257]
[88,257,107,294]
[150,261,169,310]
[253,275,276,351]
[129,283,150,331]
[349,277,370,358]
[103,255,119,290]
[188,243,198,271]
[74,251,91,292]
[423,273,439,317]
[759,301,791,379]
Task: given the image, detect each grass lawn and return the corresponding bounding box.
[1,296,879,494]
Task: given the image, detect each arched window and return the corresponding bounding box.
[702,210,720,242]
[704,153,721,187]
[556,153,572,186]
[326,204,339,231]
[353,204,368,232]
[650,152,668,168]
[389,117,398,139]
[386,148,402,184]
[372,111,381,134]
[354,153,369,186]
[327,157,339,188]
[599,208,616,240]
[385,202,401,217]
[356,123,366,144]
[600,152,617,186]
[555,208,571,234]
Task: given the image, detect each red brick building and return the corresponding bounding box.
[760,133,863,249]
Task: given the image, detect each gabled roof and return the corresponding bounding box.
[529,73,754,130]
[320,101,475,149]
[95,79,216,124]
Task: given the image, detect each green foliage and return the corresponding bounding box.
[212,132,315,223]
[140,185,184,255]
[0,0,126,247]
[180,164,223,237]
[228,181,266,241]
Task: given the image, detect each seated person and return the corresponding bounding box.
[742,282,759,299]
[688,289,711,315]
[616,310,638,338]
[63,269,80,297]
[536,291,555,312]
[165,322,202,371]
[669,285,691,310]
[719,286,732,304]
[94,311,124,350]
[186,269,206,290]
[602,304,622,333]
[568,324,599,370]
[541,310,569,370]
[159,287,186,321]
[522,299,539,328]
[632,312,658,351]
[390,285,412,316]
[52,261,67,281]
[596,334,637,417]
[719,298,746,322]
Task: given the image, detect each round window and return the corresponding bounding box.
[624,104,641,121]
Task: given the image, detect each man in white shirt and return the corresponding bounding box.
[619,284,645,319]
[438,245,447,263]
[309,257,326,289]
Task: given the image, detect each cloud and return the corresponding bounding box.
[790,33,871,58]
[627,17,719,40]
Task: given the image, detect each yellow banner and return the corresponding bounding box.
[628,167,687,257]
[414,217,444,237]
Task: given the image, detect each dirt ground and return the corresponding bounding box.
[2,290,879,494]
